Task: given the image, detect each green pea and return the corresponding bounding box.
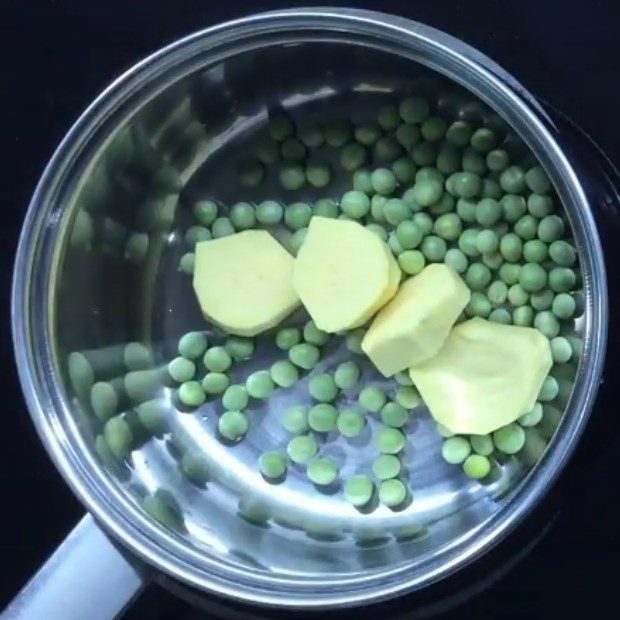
[534,311,560,338]
[379,479,407,508]
[218,410,249,441]
[538,376,559,402]
[135,400,167,435]
[530,289,554,311]
[465,263,492,290]
[179,381,206,407]
[178,332,208,359]
[222,385,249,410]
[523,239,548,263]
[474,198,501,227]
[103,416,133,458]
[499,263,521,285]
[202,372,229,395]
[203,346,232,373]
[259,452,287,480]
[298,124,324,148]
[500,233,523,262]
[538,215,565,242]
[500,166,526,194]
[289,343,320,369]
[168,357,195,383]
[179,252,195,274]
[392,157,417,185]
[376,427,405,454]
[398,250,426,274]
[354,121,382,146]
[549,240,576,266]
[211,217,235,238]
[399,95,430,124]
[512,305,534,326]
[489,308,511,324]
[256,200,284,225]
[457,229,479,258]
[255,137,280,164]
[283,405,309,434]
[462,148,487,175]
[374,136,402,163]
[372,454,401,480]
[270,360,299,388]
[470,127,497,153]
[344,475,374,507]
[307,458,338,486]
[416,166,444,184]
[395,371,414,386]
[341,190,371,219]
[378,104,401,131]
[486,149,509,171]
[434,213,462,240]
[276,327,301,350]
[548,267,576,293]
[323,119,353,147]
[334,361,360,390]
[453,172,482,199]
[395,386,422,409]
[224,336,254,361]
[444,248,469,274]
[281,137,306,161]
[303,320,329,346]
[268,111,295,141]
[313,198,339,219]
[395,123,421,149]
[434,144,460,176]
[518,403,543,427]
[441,436,471,464]
[465,292,491,318]
[475,230,499,254]
[482,252,503,270]
[380,402,409,428]
[306,161,331,188]
[395,221,423,249]
[501,194,527,223]
[493,423,525,454]
[550,337,573,363]
[507,283,529,306]
[308,403,338,432]
[345,329,366,354]
[309,374,338,403]
[353,169,374,194]
[462,454,491,479]
[421,235,447,262]
[412,212,434,235]
[238,158,264,186]
[284,202,312,231]
[421,116,447,141]
[527,194,553,218]
[246,370,275,399]
[525,165,552,194]
[384,199,410,225]
[411,179,442,207]
[279,164,306,190]
[358,387,386,413]
[446,120,473,146]
[370,194,388,221]
[552,293,576,319]
[337,408,366,438]
[339,142,367,173]
[518,263,548,292]
[185,225,211,247]
[371,168,398,195]
[411,141,438,167]
[181,451,210,485]
[193,200,218,226]
[514,214,539,241]
[456,198,477,223]
[481,178,503,200]
[469,434,494,456]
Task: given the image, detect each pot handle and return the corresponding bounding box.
[3,514,148,619]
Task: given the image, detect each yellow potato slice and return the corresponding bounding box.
[193,230,300,336]
[410,317,552,434]
[362,264,470,376]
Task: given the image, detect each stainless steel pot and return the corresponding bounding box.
[6,8,608,619]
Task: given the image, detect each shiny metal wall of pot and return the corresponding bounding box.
[6,8,608,619]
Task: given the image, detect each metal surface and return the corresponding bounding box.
[10,7,607,613]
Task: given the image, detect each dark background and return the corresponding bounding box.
[2,0,619,618]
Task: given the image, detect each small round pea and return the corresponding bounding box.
[259,452,287,480]
[412,211,433,235]
[309,374,338,403]
[513,305,534,326]
[389,232,404,256]
[454,172,482,199]
[376,427,405,454]
[221,384,249,411]
[395,371,414,386]
[475,230,499,255]
[334,361,360,390]
[323,119,352,147]
[238,158,264,186]
[434,213,462,240]
[374,136,403,163]
[371,168,398,195]
[514,214,539,241]
[538,376,559,402]
[489,308,511,324]
[470,127,497,153]
[462,148,487,175]
[530,289,554,311]
[398,250,426,274]
[276,327,301,350]
[307,458,338,486]
[193,200,218,226]
[340,142,367,172]
[313,198,339,219]
[335,408,365,438]
[500,233,523,262]
[396,122,421,148]
[395,386,422,409]
[534,311,561,338]
[218,410,249,441]
[518,263,548,292]
[230,202,256,230]
[537,215,565,242]
[483,252,503,270]
[284,202,312,231]
[525,165,552,194]
[493,423,525,454]
[444,248,469,274]
[253,200,283,227]
[345,476,374,507]
[181,451,210,485]
[527,194,554,218]
[475,198,502,227]
[507,284,529,306]
[376,103,400,131]
[287,435,318,464]
[306,161,331,188]
[341,190,371,219]
[355,121,381,146]
[298,124,324,148]
[499,263,521,285]
[185,225,211,246]
[523,239,548,263]
[463,454,491,479]
[465,292,491,318]
[308,403,338,432]
[178,332,208,359]
[168,357,195,383]
[303,321,329,346]
[500,166,527,194]
[465,263,492,290]
[549,240,576,266]
[103,416,133,458]
[246,370,275,399]
[548,267,576,293]
[481,178,503,200]
[416,166,444,184]
[412,179,443,207]
[446,120,473,146]
[179,252,195,274]
[380,402,409,428]
[551,336,573,363]
[179,381,206,407]
[518,403,544,427]
[289,343,320,370]
[279,164,305,190]
[268,111,294,141]
[359,387,386,413]
[458,228,480,257]
[420,116,446,141]
[225,336,254,361]
[501,194,527,223]
[399,95,430,124]
[270,360,299,388]
[486,149,509,171]
[345,329,365,354]
[379,479,407,508]
[395,221,422,250]
[469,434,494,456]
[391,157,416,185]
[421,235,447,262]
[255,136,280,164]
[283,405,309,434]
[551,293,576,320]
[202,372,229,395]
[353,169,373,194]
[441,436,471,464]
[203,347,232,373]
[384,199,410,226]
[372,454,401,480]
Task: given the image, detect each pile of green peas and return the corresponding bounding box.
[171,91,581,503]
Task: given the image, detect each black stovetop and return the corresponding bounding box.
[2,1,620,618]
